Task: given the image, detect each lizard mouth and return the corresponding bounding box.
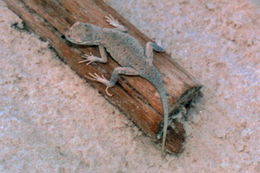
[64,32,86,45]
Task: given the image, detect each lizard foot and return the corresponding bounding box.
[85,73,113,96]
[105,14,127,32]
[153,39,165,52]
[78,52,99,65]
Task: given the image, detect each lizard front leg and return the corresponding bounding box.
[79,45,107,65]
[105,14,127,32]
[86,67,139,96]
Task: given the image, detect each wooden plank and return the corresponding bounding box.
[5,0,202,153]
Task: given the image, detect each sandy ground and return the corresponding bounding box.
[0,0,259,172]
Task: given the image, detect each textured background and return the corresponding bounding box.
[0,0,259,172]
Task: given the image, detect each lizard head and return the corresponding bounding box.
[65,22,100,45]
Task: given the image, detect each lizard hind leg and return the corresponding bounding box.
[86,67,139,96]
[145,41,165,65]
[86,73,113,96]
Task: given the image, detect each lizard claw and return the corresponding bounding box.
[84,72,97,81]
[105,14,118,27]
[78,52,97,65]
[155,39,163,48]
[105,87,113,97]
[85,73,113,96]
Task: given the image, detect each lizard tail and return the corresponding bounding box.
[141,67,169,152]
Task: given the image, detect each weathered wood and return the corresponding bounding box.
[5,0,202,153]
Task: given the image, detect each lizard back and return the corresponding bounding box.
[101,29,147,68]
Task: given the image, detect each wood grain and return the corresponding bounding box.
[5,0,202,153]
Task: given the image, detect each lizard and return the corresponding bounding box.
[65,15,169,153]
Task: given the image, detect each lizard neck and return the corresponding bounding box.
[90,31,103,45]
